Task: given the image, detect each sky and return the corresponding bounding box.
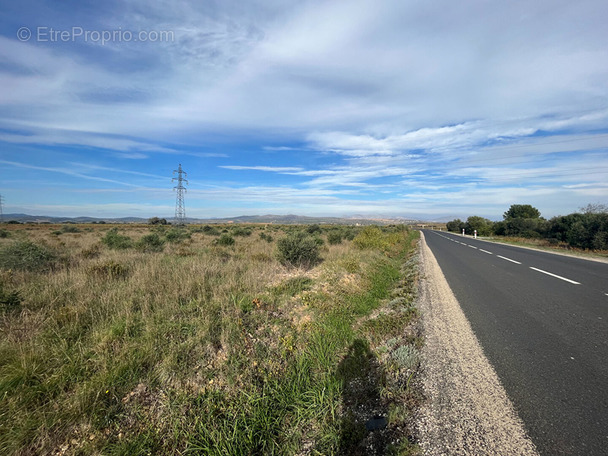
[0,0,607,221]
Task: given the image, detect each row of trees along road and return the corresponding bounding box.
[446,204,608,251]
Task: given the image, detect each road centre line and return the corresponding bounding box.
[497,255,522,264]
[529,267,581,285]
[469,245,478,249]
[479,249,493,254]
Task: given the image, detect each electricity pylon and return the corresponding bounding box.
[172,164,188,224]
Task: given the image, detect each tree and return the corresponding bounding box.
[465,216,494,236]
[148,217,168,225]
[579,203,608,214]
[446,219,465,233]
[503,204,541,220]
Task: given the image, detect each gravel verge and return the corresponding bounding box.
[416,232,539,456]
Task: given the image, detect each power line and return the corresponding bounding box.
[172,164,188,225]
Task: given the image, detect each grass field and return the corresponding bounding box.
[0,223,422,455]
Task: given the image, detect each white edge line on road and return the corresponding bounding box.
[479,249,493,254]
[497,255,522,264]
[529,267,581,285]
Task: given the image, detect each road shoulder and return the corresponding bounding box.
[417,232,538,456]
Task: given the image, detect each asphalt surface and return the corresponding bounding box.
[421,230,608,456]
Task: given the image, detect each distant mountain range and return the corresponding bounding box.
[1,213,447,225]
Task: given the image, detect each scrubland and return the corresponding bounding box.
[0,222,421,455]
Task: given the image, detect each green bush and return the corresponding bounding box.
[101,228,133,250]
[136,233,165,252]
[0,229,10,238]
[306,224,322,234]
[199,225,220,236]
[276,232,320,268]
[0,241,57,272]
[165,228,190,243]
[353,226,389,250]
[327,232,343,245]
[215,234,235,246]
[231,226,252,237]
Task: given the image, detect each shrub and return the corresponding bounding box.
[165,227,190,243]
[101,228,133,249]
[136,233,165,252]
[0,229,10,238]
[276,232,320,268]
[327,232,343,245]
[60,225,81,233]
[200,225,221,236]
[353,226,389,250]
[232,226,252,237]
[306,224,322,234]
[0,241,57,271]
[215,234,235,246]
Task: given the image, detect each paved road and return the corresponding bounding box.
[421,230,608,456]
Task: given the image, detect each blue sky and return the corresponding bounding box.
[0,0,607,221]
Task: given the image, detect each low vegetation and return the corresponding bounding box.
[446,203,608,252]
[0,222,422,455]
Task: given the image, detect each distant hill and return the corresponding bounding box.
[1,213,433,225]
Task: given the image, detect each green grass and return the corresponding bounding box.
[0,224,422,455]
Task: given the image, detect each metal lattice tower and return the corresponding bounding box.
[172,164,188,224]
[0,194,3,223]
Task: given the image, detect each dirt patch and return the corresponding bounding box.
[417,232,539,456]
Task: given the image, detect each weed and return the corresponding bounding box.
[81,244,102,259]
[0,229,10,238]
[391,345,420,370]
[259,232,273,243]
[0,284,21,312]
[272,276,313,297]
[87,260,130,280]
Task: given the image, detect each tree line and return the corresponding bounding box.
[446,203,608,251]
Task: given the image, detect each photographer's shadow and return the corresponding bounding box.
[336,338,388,455]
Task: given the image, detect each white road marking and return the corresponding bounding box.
[529,267,581,285]
[469,245,478,249]
[497,255,522,264]
[479,249,493,254]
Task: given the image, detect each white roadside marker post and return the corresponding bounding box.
[474,230,477,239]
